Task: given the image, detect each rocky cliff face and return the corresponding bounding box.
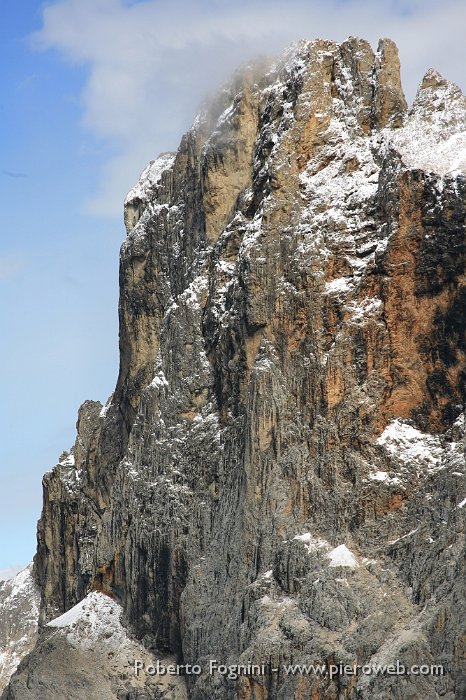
[4,37,465,699]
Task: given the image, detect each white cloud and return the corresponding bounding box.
[33,0,466,217]
[0,253,26,281]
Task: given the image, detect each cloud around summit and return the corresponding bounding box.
[32,0,466,218]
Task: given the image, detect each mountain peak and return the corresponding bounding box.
[3,37,465,700]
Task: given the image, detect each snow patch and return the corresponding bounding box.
[325,277,353,294]
[377,420,443,472]
[368,471,401,486]
[348,296,383,322]
[390,75,466,176]
[99,396,113,418]
[151,370,169,389]
[47,591,131,654]
[7,567,37,606]
[179,275,208,310]
[0,565,39,621]
[388,528,419,545]
[125,152,175,207]
[326,544,359,568]
[215,103,235,128]
[59,453,75,468]
[293,532,328,552]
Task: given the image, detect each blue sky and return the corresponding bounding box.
[1,0,465,578]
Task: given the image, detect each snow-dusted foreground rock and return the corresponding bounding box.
[0,566,39,694]
[4,591,187,700]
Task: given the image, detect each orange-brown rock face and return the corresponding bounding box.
[16,37,465,700]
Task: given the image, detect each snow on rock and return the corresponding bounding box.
[377,419,443,472]
[291,534,360,570]
[0,564,40,693]
[367,470,401,486]
[390,70,466,176]
[293,532,329,552]
[150,370,169,389]
[298,118,380,258]
[18,592,189,698]
[5,569,38,611]
[124,152,176,233]
[57,451,81,493]
[179,274,209,310]
[326,544,359,568]
[59,453,75,468]
[325,277,353,295]
[388,528,419,546]
[47,591,131,655]
[99,396,113,418]
[125,152,175,208]
[295,108,383,298]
